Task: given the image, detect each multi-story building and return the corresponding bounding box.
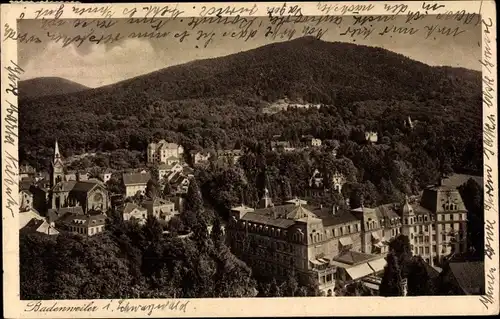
[122,202,148,224]
[226,182,468,294]
[64,213,107,237]
[143,198,178,222]
[147,140,184,164]
[123,172,151,198]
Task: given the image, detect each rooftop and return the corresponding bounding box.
[448,261,485,295]
[334,251,381,266]
[122,202,146,215]
[123,172,151,185]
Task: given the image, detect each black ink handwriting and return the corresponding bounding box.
[484,219,496,260]
[72,5,114,18]
[479,267,496,309]
[34,4,64,19]
[483,115,496,161]
[4,150,19,218]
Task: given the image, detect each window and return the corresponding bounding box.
[459,214,463,220]
[424,236,429,243]
[424,225,428,232]
[450,214,454,221]
[432,245,436,253]
[431,224,436,231]
[425,247,429,254]
[442,234,446,241]
[90,228,94,235]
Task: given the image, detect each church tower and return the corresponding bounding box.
[51,140,65,187]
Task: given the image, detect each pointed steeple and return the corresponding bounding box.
[54,140,61,162]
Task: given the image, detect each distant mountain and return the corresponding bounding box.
[19,37,482,162]
[19,77,89,99]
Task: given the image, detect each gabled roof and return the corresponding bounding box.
[21,219,59,235]
[123,172,151,185]
[122,202,146,215]
[448,261,485,294]
[48,206,85,223]
[70,181,102,193]
[19,209,45,229]
[286,205,318,220]
[334,251,380,266]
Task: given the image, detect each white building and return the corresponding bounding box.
[147,140,184,164]
[122,202,148,225]
[123,172,151,198]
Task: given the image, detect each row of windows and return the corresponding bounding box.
[70,225,104,235]
[438,213,465,221]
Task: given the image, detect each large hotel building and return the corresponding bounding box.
[226,183,468,295]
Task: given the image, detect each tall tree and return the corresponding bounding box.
[145,179,159,200]
[185,178,204,213]
[211,216,224,248]
[380,253,402,296]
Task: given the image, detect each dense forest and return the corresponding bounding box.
[20,37,482,177]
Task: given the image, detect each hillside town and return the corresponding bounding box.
[17,34,485,300]
[19,133,484,297]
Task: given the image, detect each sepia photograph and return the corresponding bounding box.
[3,1,496,314]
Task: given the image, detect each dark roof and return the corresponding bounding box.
[374,204,401,219]
[123,172,151,185]
[311,207,359,226]
[420,185,467,213]
[70,181,101,193]
[20,219,45,233]
[48,206,85,223]
[421,260,441,280]
[448,261,485,295]
[334,251,380,266]
[240,212,296,228]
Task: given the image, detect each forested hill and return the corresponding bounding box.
[19,37,482,174]
[19,77,90,99]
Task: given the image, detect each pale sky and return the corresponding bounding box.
[18,15,482,88]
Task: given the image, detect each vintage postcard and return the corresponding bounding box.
[2,1,498,317]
